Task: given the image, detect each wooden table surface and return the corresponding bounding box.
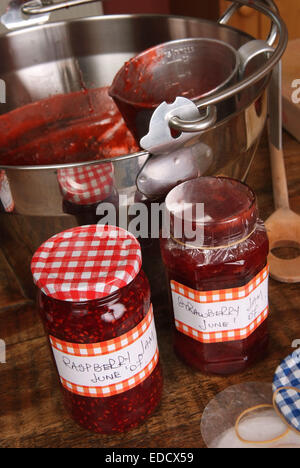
[0,131,299,448]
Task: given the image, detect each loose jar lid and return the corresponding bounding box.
[57,163,114,205]
[31,225,142,302]
[165,177,258,248]
[273,351,300,433]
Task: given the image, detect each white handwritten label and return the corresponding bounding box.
[171,267,269,343]
[50,307,159,397]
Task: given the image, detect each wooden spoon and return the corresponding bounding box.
[265,60,300,283]
[266,143,300,283]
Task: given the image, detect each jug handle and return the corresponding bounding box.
[168,40,274,135]
[168,39,274,134]
[238,40,274,79]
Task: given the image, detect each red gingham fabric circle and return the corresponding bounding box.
[31,225,142,302]
[57,163,114,205]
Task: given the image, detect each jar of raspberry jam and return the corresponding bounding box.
[160,177,269,376]
[31,225,163,433]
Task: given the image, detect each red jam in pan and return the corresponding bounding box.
[0,87,139,166]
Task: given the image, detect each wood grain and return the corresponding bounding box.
[0,131,300,448]
[261,0,300,41]
[219,0,261,39]
[218,0,300,41]
[0,249,25,309]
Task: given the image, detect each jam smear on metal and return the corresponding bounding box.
[0,87,139,166]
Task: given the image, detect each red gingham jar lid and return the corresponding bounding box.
[57,163,114,205]
[31,225,142,302]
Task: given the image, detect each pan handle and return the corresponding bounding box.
[22,0,102,15]
[218,0,278,46]
[168,0,287,134]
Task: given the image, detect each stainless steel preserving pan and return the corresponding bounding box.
[0,0,288,216]
[0,1,288,298]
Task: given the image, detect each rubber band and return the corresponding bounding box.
[170,229,256,250]
[273,386,300,435]
[235,404,290,445]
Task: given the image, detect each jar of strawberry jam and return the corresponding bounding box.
[31,224,163,433]
[160,177,269,376]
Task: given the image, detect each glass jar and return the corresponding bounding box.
[160,177,269,376]
[58,162,119,225]
[31,224,163,433]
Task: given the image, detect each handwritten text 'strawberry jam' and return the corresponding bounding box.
[31,225,163,433]
[160,177,269,376]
